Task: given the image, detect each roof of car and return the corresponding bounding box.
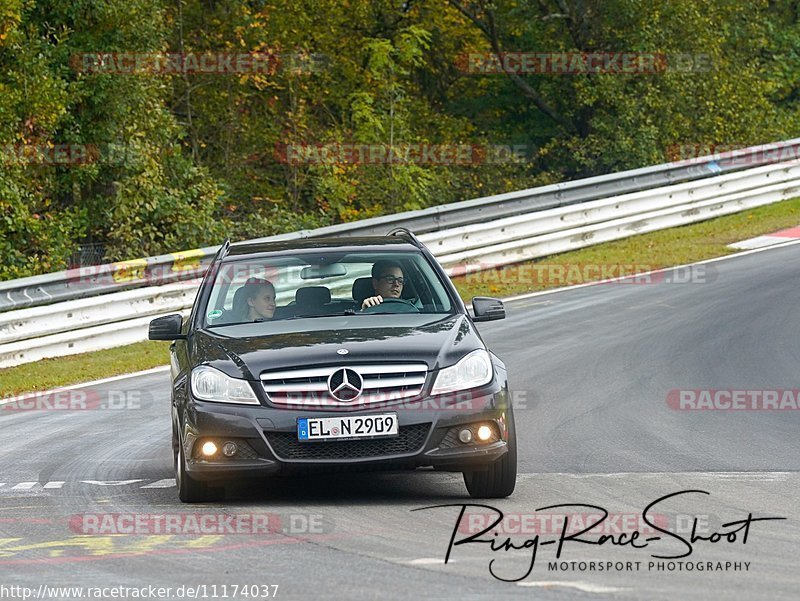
[226,236,420,258]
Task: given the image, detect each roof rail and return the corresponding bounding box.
[388,227,423,248]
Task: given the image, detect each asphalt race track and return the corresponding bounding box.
[2,242,799,600]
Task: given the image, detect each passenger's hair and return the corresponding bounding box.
[371,260,403,279]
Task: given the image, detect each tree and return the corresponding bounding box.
[445,0,800,177]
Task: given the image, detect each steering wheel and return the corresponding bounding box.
[361,297,420,314]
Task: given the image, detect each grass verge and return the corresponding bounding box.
[452,198,800,299]
[2,198,799,396]
[0,340,170,397]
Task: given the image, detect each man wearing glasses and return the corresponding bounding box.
[361,260,406,310]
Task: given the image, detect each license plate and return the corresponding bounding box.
[297,413,399,441]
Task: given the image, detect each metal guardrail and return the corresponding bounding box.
[3,138,800,313]
[435,163,800,270]
[429,161,800,263]
[2,141,800,367]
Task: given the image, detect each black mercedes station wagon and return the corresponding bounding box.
[150,229,516,502]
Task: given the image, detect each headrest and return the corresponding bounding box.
[232,285,250,318]
[295,286,331,306]
[352,277,374,303]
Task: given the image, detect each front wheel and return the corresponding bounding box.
[463,409,517,498]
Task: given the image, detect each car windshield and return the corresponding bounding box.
[202,250,455,327]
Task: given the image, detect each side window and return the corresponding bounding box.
[191,259,221,329]
[404,260,430,306]
[347,254,452,313]
[411,255,453,312]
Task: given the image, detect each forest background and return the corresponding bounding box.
[1,0,798,279]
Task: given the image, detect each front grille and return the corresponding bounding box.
[265,423,431,460]
[261,363,428,409]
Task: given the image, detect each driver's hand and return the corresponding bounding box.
[361,295,383,310]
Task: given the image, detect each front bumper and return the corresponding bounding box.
[180,384,513,481]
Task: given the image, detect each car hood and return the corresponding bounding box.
[192,314,483,379]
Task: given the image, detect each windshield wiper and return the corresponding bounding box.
[206,320,259,328]
[281,313,352,320]
[207,313,355,327]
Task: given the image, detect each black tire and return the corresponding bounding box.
[175,438,222,503]
[463,408,517,498]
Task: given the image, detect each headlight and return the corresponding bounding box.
[431,349,493,395]
[191,366,260,405]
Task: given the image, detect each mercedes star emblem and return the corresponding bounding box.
[327,367,363,402]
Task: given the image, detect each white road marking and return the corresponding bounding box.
[140,479,176,489]
[728,235,787,250]
[80,480,144,486]
[408,558,452,565]
[0,472,791,493]
[729,226,800,250]
[517,581,627,593]
[711,473,788,481]
[11,482,37,490]
[518,471,792,479]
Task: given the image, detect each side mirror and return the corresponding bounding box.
[149,314,187,340]
[472,297,506,322]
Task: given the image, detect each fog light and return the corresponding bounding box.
[477,425,492,441]
[222,441,238,457]
[458,429,473,444]
[201,441,218,457]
